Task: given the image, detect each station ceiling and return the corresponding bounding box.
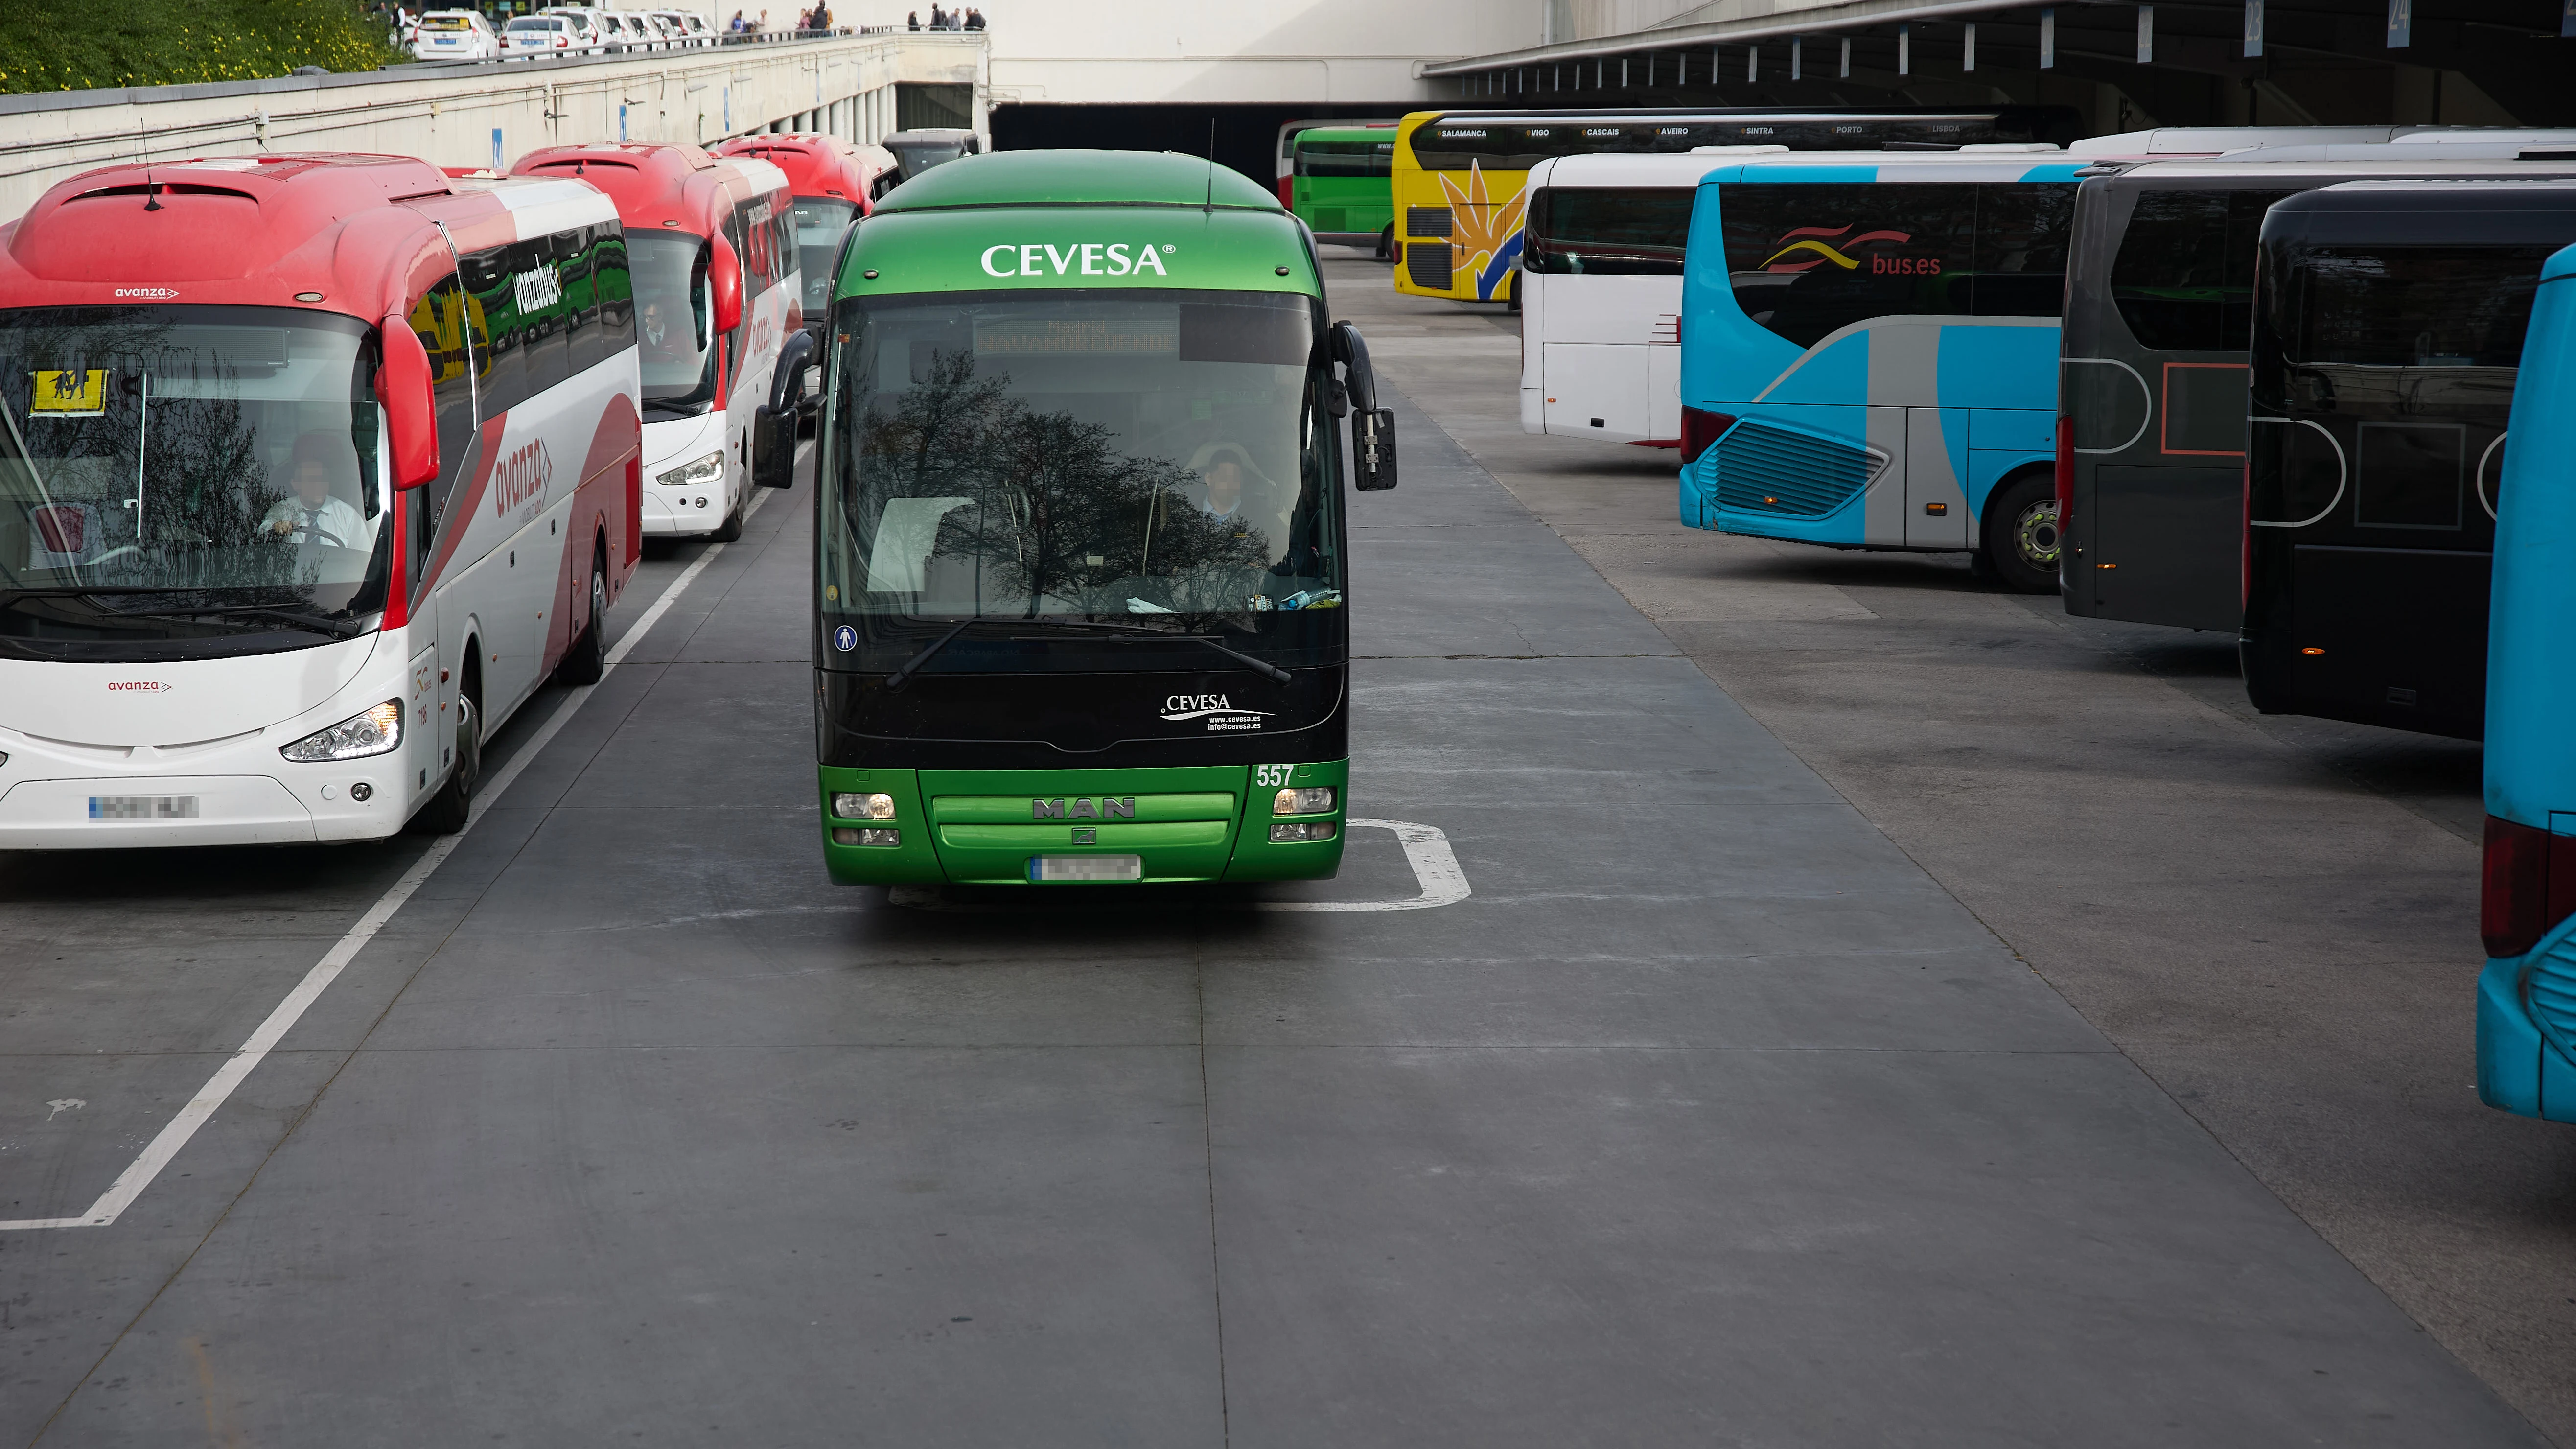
[1421,0,2572,130]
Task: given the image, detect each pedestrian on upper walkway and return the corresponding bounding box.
[728,9,745,30]
[928,3,946,27]
[906,9,919,28]
[963,7,983,28]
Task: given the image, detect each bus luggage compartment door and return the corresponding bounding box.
[1543,344,1649,441]
[1905,408,1969,549]
[2092,466,2244,631]
[2287,544,2490,738]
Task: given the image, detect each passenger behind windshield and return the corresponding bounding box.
[0,305,389,656]
[818,290,1343,660]
[628,235,715,417]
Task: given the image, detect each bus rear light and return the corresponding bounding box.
[2054,414,2074,536]
[2300,646,2324,655]
[2482,814,2576,958]
[1679,407,1735,465]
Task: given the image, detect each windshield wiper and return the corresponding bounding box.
[99,601,368,639]
[1007,619,1293,684]
[883,617,977,691]
[881,617,1294,688]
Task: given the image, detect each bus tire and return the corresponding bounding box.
[712,480,745,543]
[1980,470,2063,595]
[553,541,608,687]
[1376,224,1393,261]
[408,683,479,836]
[1506,269,1521,314]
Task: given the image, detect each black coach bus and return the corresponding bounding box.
[2060,147,2576,634]
[2241,179,2576,739]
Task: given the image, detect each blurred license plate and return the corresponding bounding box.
[1028,855,1141,882]
[90,795,198,820]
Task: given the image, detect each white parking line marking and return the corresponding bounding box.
[886,819,1471,912]
[1255,819,1470,911]
[0,480,786,1232]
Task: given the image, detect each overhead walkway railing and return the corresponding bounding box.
[0,30,988,220]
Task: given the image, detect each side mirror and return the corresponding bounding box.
[753,330,814,490]
[377,314,440,491]
[1331,320,1398,491]
[709,237,744,335]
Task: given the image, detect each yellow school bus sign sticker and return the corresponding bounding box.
[30,370,108,416]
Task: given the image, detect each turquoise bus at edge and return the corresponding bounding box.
[2478,235,2576,1123]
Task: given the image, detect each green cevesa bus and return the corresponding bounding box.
[1282,123,1399,255]
[800,149,1398,887]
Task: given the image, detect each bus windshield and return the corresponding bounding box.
[1524,187,1694,275]
[0,305,389,658]
[886,139,969,180]
[791,198,857,321]
[628,233,715,417]
[820,289,1341,662]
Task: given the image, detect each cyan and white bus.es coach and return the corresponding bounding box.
[0,152,644,846]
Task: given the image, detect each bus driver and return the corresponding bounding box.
[261,432,365,549]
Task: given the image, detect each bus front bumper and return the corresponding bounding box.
[818,761,1349,886]
[0,771,406,849]
[2477,954,2576,1123]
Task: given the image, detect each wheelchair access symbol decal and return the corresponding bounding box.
[832,625,857,652]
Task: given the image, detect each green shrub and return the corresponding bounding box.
[0,0,406,95]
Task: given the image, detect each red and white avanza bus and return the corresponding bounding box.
[0,152,642,845]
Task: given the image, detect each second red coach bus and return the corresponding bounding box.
[513,143,796,543]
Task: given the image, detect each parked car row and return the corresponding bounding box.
[409,6,719,62]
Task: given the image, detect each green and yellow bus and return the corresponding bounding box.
[1279,122,1398,256]
[798,149,1398,887]
[1391,106,2079,304]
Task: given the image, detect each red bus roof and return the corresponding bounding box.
[714,133,894,212]
[0,152,598,323]
[509,142,785,238]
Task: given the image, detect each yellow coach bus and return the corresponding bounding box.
[1390,106,2078,303]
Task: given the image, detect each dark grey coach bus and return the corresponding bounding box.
[2241,179,2576,739]
[2058,144,2576,634]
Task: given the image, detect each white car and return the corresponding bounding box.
[499,14,579,55]
[592,10,650,49]
[410,9,499,60]
[539,7,611,50]
[650,9,716,46]
[630,12,675,48]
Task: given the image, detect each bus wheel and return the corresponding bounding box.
[1505,270,1521,314]
[712,480,745,543]
[1376,225,1393,262]
[1980,471,2062,595]
[553,542,608,687]
[408,688,479,835]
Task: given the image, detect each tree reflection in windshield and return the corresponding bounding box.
[853,347,1278,623]
[0,305,388,650]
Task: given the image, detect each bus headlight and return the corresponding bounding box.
[657,451,724,488]
[832,792,896,819]
[1269,821,1337,843]
[832,827,901,846]
[281,701,403,762]
[1272,786,1335,816]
